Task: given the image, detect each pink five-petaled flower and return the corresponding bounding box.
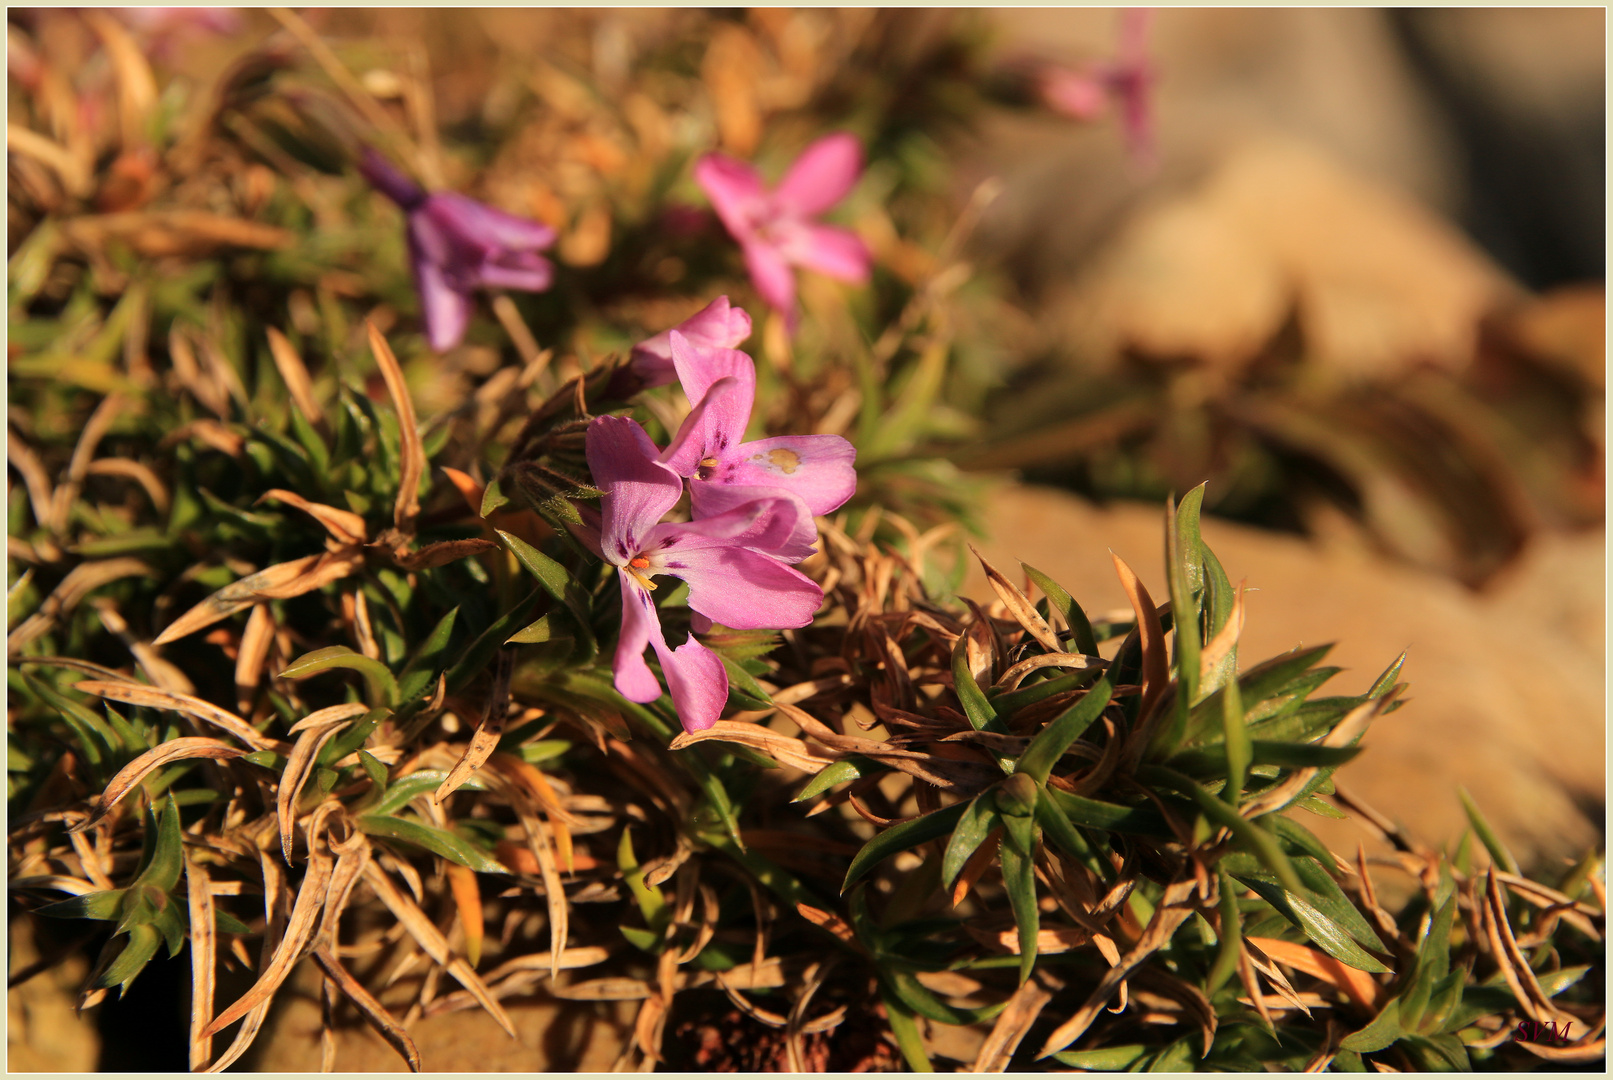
[694,133,872,328]
[359,148,557,353]
[587,415,823,733]
[628,295,753,390]
[1038,8,1156,169]
[660,330,856,555]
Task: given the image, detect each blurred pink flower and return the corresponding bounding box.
[359,148,556,352]
[1038,9,1156,168]
[694,133,871,328]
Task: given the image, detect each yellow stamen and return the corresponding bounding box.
[698,457,719,470]
[625,564,657,591]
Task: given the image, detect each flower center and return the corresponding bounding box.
[625,556,657,591]
[697,456,720,481]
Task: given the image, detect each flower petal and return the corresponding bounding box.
[476,249,555,292]
[412,237,474,352]
[613,572,667,704]
[648,495,811,560]
[585,416,682,565]
[687,483,819,561]
[694,154,766,241]
[773,132,863,217]
[669,331,756,420]
[743,241,797,319]
[706,434,857,517]
[672,546,823,631]
[651,633,729,733]
[358,147,426,211]
[775,223,871,283]
[660,375,752,479]
[426,192,558,252]
[630,295,754,387]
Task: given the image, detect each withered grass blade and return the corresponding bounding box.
[234,604,275,714]
[1035,877,1198,1058]
[366,322,425,536]
[312,947,421,1072]
[973,545,1061,653]
[277,721,351,863]
[258,489,368,545]
[972,969,1056,1072]
[359,862,516,1037]
[446,864,485,968]
[287,702,371,736]
[1483,868,1575,1027]
[8,558,151,655]
[264,327,327,436]
[49,392,127,535]
[550,977,655,1001]
[73,681,280,752]
[436,652,514,805]
[92,598,193,693]
[73,737,247,831]
[205,852,289,1072]
[184,856,217,1071]
[203,842,333,1039]
[669,721,836,774]
[1241,938,1314,1016]
[1244,936,1380,1011]
[315,832,372,950]
[155,547,366,646]
[1110,551,1168,731]
[394,538,500,570]
[84,458,169,515]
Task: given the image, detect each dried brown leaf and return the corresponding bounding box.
[8,557,151,654]
[367,322,424,535]
[73,680,279,752]
[84,457,169,515]
[973,971,1058,1072]
[1111,551,1167,736]
[1245,936,1380,1011]
[234,604,276,714]
[204,851,288,1071]
[258,489,367,545]
[74,738,246,830]
[311,947,421,1072]
[360,862,516,1037]
[973,545,1061,653]
[277,720,350,863]
[264,327,327,436]
[153,548,365,646]
[185,856,217,1071]
[550,977,655,1001]
[670,720,837,774]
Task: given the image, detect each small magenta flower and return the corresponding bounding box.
[628,295,754,391]
[1038,8,1155,168]
[359,148,557,352]
[660,331,856,552]
[587,416,823,732]
[694,133,871,327]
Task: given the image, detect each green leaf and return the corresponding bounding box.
[1022,562,1098,656]
[446,588,544,695]
[1367,650,1407,699]
[316,708,388,769]
[617,826,668,931]
[880,983,934,1072]
[718,655,773,708]
[1457,787,1519,876]
[1046,788,1174,838]
[479,477,510,517]
[1167,486,1205,710]
[1221,666,1249,809]
[1293,795,1348,819]
[278,646,399,708]
[941,792,999,889]
[1186,645,1334,745]
[356,815,508,874]
[1401,1033,1468,1072]
[949,635,1000,733]
[1014,677,1113,784]
[619,925,661,953]
[1053,1045,1152,1070]
[1206,868,1242,995]
[364,768,487,817]
[883,968,1004,1027]
[1034,790,1106,878]
[1000,840,1039,984]
[214,908,252,935]
[495,529,595,661]
[843,801,969,891]
[1400,896,1456,1032]
[1236,875,1391,973]
[23,674,117,767]
[134,794,185,893]
[97,923,161,994]
[505,612,565,645]
[357,750,388,794]
[793,755,885,802]
[1169,740,1361,778]
[987,667,1103,719]
[396,607,458,703]
[516,740,570,766]
[34,889,126,921]
[1143,767,1302,894]
[1339,999,1403,1054]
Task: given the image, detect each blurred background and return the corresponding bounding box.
[7,7,1604,1071]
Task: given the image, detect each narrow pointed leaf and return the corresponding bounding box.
[1015,677,1112,784]
[1236,875,1391,973]
[950,635,999,732]
[278,646,399,707]
[941,793,1000,889]
[356,815,508,875]
[843,801,969,891]
[1022,563,1098,656]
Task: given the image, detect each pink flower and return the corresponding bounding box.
[359,148,557,352]
[694,133,872,327]
[586,416,823,732]
[660,331,856,555]
[1038,9,1155,168]
[628,295,754,390]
